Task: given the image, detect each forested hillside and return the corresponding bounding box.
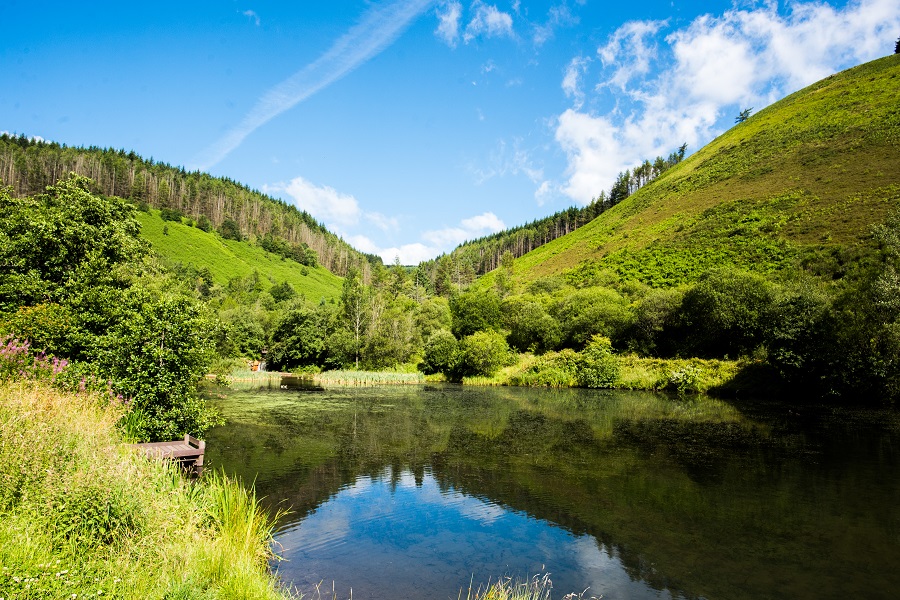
[0,134,378,278]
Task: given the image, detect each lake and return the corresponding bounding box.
[204,382,900,599]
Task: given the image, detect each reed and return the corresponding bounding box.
[313,370,424,386]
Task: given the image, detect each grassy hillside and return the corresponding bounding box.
[510,54,900,287]
[137,210,343,302]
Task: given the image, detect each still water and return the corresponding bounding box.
[204,383,900,599]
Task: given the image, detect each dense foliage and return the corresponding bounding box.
[0,175,219,439]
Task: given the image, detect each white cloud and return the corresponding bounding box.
[597,19,667,91]
[464,1,514,43]
[192,0,433,171]
[533,2,578,46]
[366,212,400,232]
[461,212,505,232]
[242,10,261,26]
[378,243,436,265]
[347,212,507,264]
[264,177,361,227]
[562,55,590,110]
[553,0,900,204]
[435,1,463,47]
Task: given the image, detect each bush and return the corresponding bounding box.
[450,290,502,338]
[159,207,183,222]
[456,330,513,377]
[196,214,212,232]
[679,267,776,358]
[420,329,459,375]
[502,297,561,353]
[576,335,620,388]
[218,218,242,241]
[552,287,633,349]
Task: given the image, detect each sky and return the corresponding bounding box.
[2,1,898,264]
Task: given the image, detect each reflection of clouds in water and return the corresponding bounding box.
[278,470,666,599]
[453,496,506,525]
[571,535,675,600]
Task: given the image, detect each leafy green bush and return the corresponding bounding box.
[576,335,620,388]
[551,286,633,349]
[502,297,561,353]
[196,214,212,232]
[507,349,580,387]
[679,267,775,358]
[159,207,183,222]
[451,290,502,338]
[666,365,703,394]
[218,217,242,241]
[456,330,513,377]
[420,329,459,375]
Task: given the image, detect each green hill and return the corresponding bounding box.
[137,210,342,302]
[0,136,380,279]
[508,54,900,287]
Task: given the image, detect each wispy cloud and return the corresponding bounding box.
[470,138,543,185]
[435,1,463,46]
[562,55,590,110]
[553,0,900,204]
[463,1,514,43]
[242,10,261,26]
[533,2,579,46]
[192,0,434,171]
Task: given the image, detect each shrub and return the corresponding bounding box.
[218,218,242,241]
[667,365,703,394]
[551,287,633,349]
[420,329,459,375]
[159,207,183,222]
[456,330,513,377]
[679,267,775,358]
[576,335,620,388]
[451,290,502,338]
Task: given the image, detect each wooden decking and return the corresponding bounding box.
[132,434,205,476]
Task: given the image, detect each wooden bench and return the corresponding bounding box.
[132,434,205,476]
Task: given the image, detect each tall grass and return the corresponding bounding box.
[0,379,293,600]
[314,370,424,386]
[462,573,597,600]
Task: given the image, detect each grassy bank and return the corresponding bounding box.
[452,352,745,395]
[0,380,291,600]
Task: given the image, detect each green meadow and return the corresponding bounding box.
[137,210,343,302]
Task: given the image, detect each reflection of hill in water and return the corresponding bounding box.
[205,386,900,600]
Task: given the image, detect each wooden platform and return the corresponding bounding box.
[132,434,205,476]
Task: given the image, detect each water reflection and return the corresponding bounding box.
[275,467,664,600]
[205,384,900,600]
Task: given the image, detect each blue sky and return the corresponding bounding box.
[2,1,898,263]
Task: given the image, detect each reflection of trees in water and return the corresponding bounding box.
[206,387,900,600]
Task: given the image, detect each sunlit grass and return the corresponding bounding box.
[0,379,293,600]
[314,370,424,386]
[460,573,598,600]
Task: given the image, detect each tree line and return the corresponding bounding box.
[0,133,379,279]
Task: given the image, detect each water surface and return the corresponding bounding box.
[205,383,900,599]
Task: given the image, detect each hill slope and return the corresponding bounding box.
[510,54,900,287]
[0,136,378,279]
[137,210,342,302]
